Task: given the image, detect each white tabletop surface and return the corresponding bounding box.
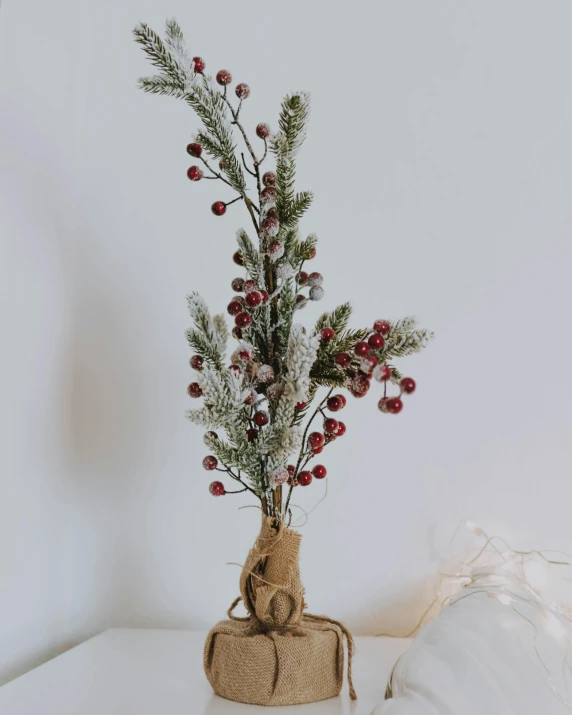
[0,628,411,714]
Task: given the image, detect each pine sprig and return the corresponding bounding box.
[133,23,186,85]
[314,302,352,336]
[281,191,313,227]
[289,233,317,267]
[139,76,186,97]
[235,229,260,280]
[185,329,223,368]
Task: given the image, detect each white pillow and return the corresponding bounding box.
[376,582,572,715]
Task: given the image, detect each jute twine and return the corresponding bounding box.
[203,516,357,706]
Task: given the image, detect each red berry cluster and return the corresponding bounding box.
[294,264,323,308]
[227,272,269,333]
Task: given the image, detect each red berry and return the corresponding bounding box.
[287,464,296,476]
[204,431,218,443]
[256,123,271,139]
[324,418,339,434]
[192,57,205,73]
[373,320,391,336]
[235,312,252,328]
[336,421,346,437]
[373,364,391,382]
[187,165,203,181]
[243,279,258,293]
[335,352,352,368]
[308,272,323,286]
[232,327,243,339]
[187,382,202,398]
[338,395,347,407]
[261,216,279,237]
[307,247,317,259]
[368,334,385,349]
[296,271,309,286]
[245,291,262,308]
[295,401,307,411]
[235,82,250,99]
[400,377,416,394]
[212,201,226,216]
[209,481,225,496]
[298,471,312,486]
[312,464,327,479]
[246,428,258,442]
[326,395,344,412]
[350,374,370,396]
[216,69,232,85]
[203,455,218,470]
[190,355,204,370]
[354,341,370,357]
[253,410,269,427]
[260,290,269,304]
[295,294,307,309]
[233,250,244,266]
[361,354,379,373]
[243,390,256,405]
[321,328,336,342]
[231,277,245,292]
[229,364,242,377]
[262,171,276,186]
[186,143,202,157]
[386,397,404,414]
[312,445,324,455]
[308,432,324,449]
[227,300,242,316]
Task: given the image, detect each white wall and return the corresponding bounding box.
[1,0,572,681]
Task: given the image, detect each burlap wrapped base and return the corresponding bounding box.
[204,517,356,706]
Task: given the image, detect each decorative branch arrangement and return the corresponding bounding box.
[134,20,433,526]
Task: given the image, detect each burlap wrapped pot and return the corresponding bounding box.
[204,516,357,706]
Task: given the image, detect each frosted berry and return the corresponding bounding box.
[229,364,242,377]
[326,395,344,412]
[190,355,204,370]
[209,481,225,496]
[256,364,275,383]
[386,397,403,414]
[261,216,279,238]
[335,352,352,369]
[212,201,226,216]
[351,374,370,396]
[373,364,391,382]
[309,286,324,301]
[227,300,242,316]
[260,187,277,204]
[308,272,323,287]
[187,166,203,181]
[298,471,312,487]
[216,69,232,85]
[243,390,256,405]
[361,354,379,373]
[268,240,284,259]
[308,432,324,449]
[186,143,202,157]
[260,290,269,304]
[256,123,271,139]
[400,377,416,394]
[262,171,276,187]
[235,82,250,99]
[192,57,205,73]
[231,277,245,292]
[373,320,391,336]
[234,312,252,328]
[295,401,307,411]
[233,250,244,266]
[277,262,293,280]
[378,397,389,413]
[354,341,370,357]
[324,418,339,434]
[307,246,317,259]
[245,291,262,308]
[336,421,346,437]
[270,467,289,488]
[296,271,309,286]
[187,382,202,398]
[204,431,218,444]
[202,455,218,470]
[321,328,336,342]
[243,279,258,293]
[312,465,327,479]
[253,410,269,427]
[246,428,258,442]
[368,334,385,349]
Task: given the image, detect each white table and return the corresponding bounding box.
[0,629,411,714]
